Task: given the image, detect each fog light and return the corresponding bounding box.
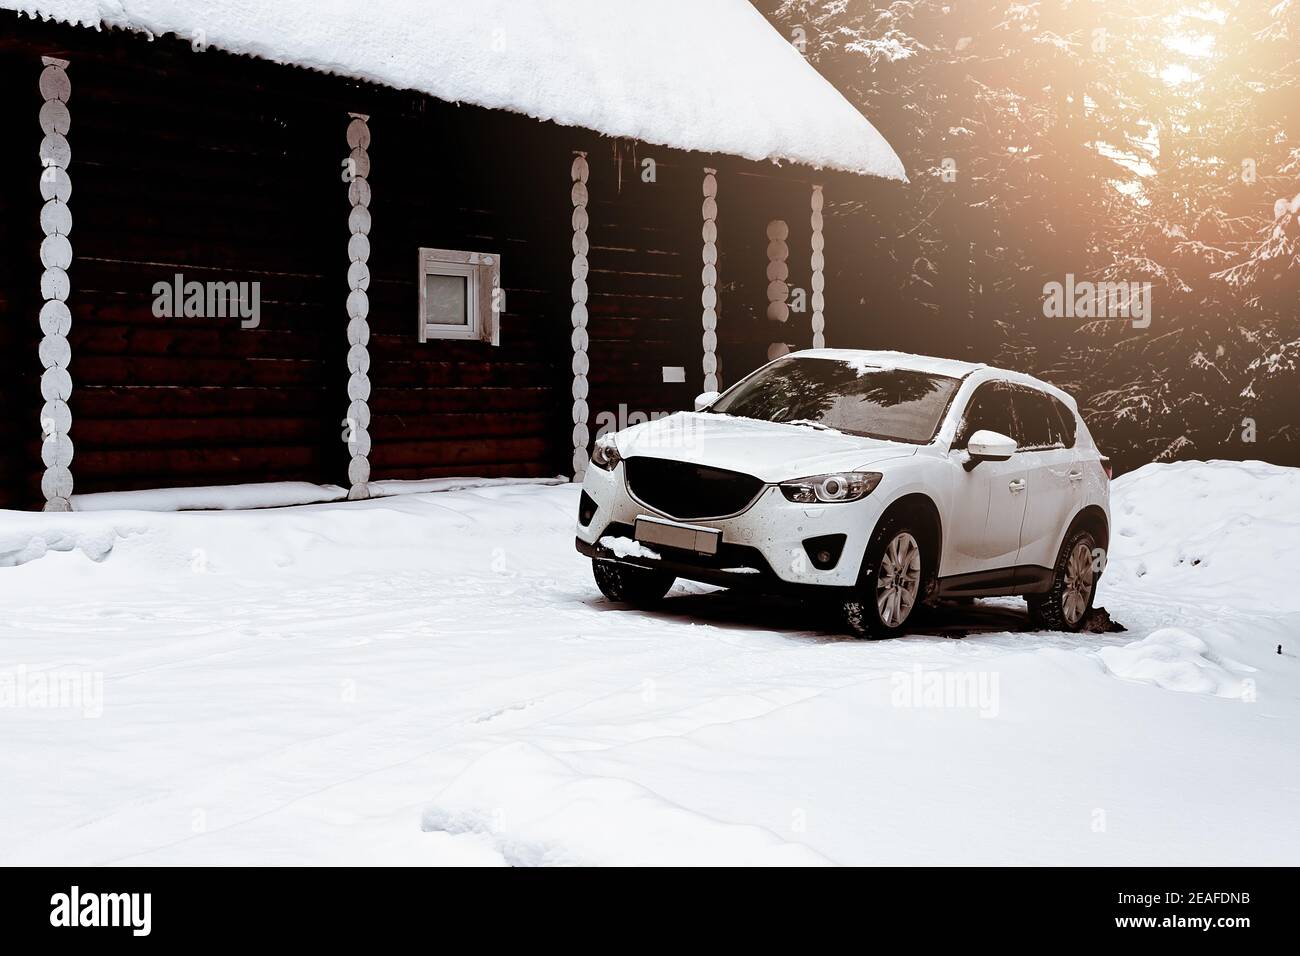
[802,534,847,571]
[578,491,598,526]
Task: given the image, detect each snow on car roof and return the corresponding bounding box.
[3,0,906,178]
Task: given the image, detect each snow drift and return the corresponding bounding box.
[1098,627,1254,698]
[1105,458,1300,612]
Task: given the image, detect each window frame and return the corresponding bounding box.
[417,247,502,345]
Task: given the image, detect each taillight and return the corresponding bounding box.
[1100,456,1112,481]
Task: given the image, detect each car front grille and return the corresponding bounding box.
[623,457,765,520]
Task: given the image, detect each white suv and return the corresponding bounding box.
[575,350,1111,638]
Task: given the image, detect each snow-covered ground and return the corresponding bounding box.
[1,460,1296,865]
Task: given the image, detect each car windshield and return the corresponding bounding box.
[708,356,961,444]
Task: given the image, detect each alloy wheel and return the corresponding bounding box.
[876,531,921,627]
[1062,540,1095,626]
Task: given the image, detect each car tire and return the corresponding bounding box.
[1026,528,1098,632]
[591,558,675,606]
[841,514,926,639]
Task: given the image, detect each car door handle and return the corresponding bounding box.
[1067,470,1083,482]
[1008,478,1026,493]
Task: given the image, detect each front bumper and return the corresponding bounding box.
[574,459,888,593]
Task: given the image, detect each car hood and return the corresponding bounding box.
[613,412,918,482]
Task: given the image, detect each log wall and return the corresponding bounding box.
[0,14,881,508]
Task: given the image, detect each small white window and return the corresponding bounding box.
[418,247,501,344]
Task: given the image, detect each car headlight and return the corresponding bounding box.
[590,434,622,471]
[780,472,882,503]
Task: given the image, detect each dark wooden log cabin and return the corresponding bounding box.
[0,1,905,511]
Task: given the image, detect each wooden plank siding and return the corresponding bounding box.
[577,144,700,426]
[363,98,571,480]
[0,13,878,508]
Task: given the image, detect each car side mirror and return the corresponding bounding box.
[694,390,720,412]
[963,429,1017,470]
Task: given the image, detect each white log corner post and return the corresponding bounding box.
[701,168,720,393]
[38,56,74,512]
[570,151,591,481]
[344,112,373,500]
[765,219,791,362]
[810,184,826,349]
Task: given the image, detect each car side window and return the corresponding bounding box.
[955,382,1016,448]
[1010,387,1066,451]
[1050,396,1077,448]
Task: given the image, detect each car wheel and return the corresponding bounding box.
[841,516,925,639]
[1026,529,1097,632]
[591,558,675,606]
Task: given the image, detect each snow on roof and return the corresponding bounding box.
[4,0,906,179]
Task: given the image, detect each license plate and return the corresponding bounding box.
[634,516,720,556]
